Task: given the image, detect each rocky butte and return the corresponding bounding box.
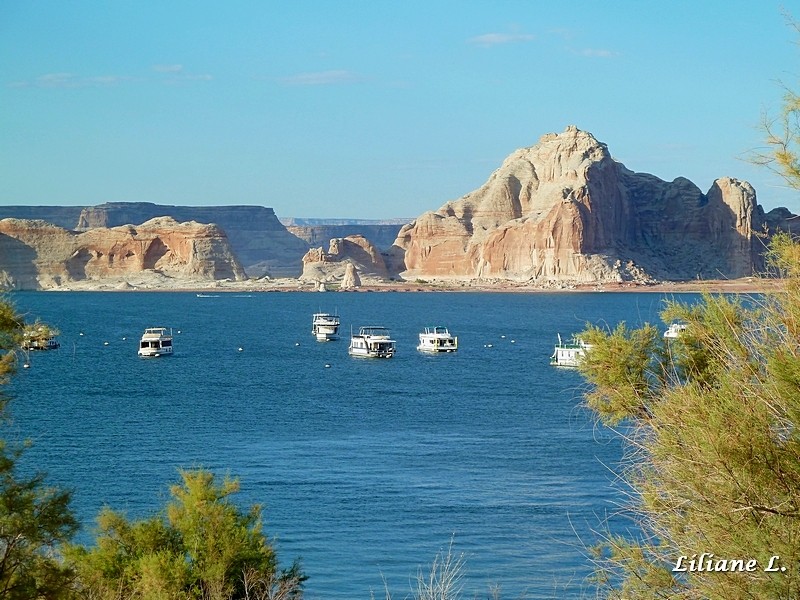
[386,125,789,285]
[300,235,389,286]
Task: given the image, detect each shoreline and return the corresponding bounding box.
[29,276,784,295]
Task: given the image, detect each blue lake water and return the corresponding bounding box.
[6,290,697,599]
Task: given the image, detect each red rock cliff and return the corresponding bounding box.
[389,126,765,283]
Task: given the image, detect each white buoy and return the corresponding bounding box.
[122,337,126,341]
[487,344,493,348]
[23,363,30,369]
[238,347,243,352]
[295,342,300,346]
[325,364,331,368]
[103,341,109,346]
[511,340,516,343]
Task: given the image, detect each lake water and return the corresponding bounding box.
[6,290,693,599]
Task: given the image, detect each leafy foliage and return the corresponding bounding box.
[66,469,305,600]
[579,235,800,598]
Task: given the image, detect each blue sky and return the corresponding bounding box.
[1,1,798,220]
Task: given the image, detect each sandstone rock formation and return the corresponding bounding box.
[340,263,362,290]
[76,203,309,277]
[0,217,245,290]
[388,126,767,283]
[300,235,388,286]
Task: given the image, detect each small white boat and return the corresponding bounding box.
[550,333,591,367]
[137,327,174,357]
[348,326,396,358]
[417,326,458,353]
[663,323,687,339]
[312,313,340,341]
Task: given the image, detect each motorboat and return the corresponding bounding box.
[312,313,340,341]
[663,323,687,339]
[550,333,591,367]
[417,326,458,353]
[348,326,396,358]
[137,327,174,357]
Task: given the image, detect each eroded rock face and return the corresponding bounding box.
[300,235,388,284]
[76,202,309,277]
[390,126,766,282]
[0,217,245,290]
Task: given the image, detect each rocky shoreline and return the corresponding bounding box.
[41,273,781,295]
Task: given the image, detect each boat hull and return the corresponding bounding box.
[137,348,173,358]
[348,347,395,358]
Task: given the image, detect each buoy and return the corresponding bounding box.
[122,337,126,341]
[295,342,300,346]
[325,364,331,368]
[23,363,30,369]
[511,340,516,343]
[103,341,109,346]
[238,347,243,352]
[501,335,506,339]
[487,344,493,348]
[79,332,84,336]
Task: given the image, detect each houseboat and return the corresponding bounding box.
[348,326,396,358]
[550,333,591,367]
[138,327,174,357]
[417,326,458,353]
[311,313,340,341]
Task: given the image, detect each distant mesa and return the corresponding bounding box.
[284,218,409,253]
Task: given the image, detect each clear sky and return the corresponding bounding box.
[1,1,799,220]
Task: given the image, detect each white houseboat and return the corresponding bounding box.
[138,327,174,357]
[663,323,687,339]
[348,326,396,358]
[417,326,458,353]
[311,313,340,341]
[550,333,591,367]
